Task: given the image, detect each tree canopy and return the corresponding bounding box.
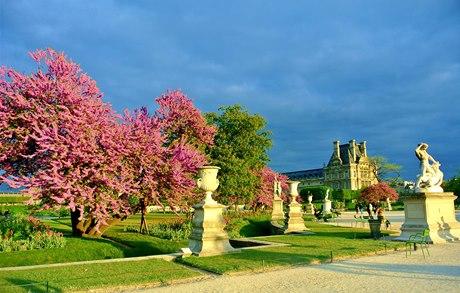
[205,104,272,205]
[369,156,402,185]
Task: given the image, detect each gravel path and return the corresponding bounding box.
[144,241,460,293]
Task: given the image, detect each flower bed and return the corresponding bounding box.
[0,213,66,252]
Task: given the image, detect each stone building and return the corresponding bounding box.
[284,139,378,191]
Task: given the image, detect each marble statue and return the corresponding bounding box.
[415,143,443,192]
[324,189,329,201]
[273,176,282,199]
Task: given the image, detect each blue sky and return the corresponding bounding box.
[1,0,459,182]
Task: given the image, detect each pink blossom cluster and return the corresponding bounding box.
[359,182,399,203]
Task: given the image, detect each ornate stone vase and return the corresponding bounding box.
[196,166,220,203]
[287,181,300,204]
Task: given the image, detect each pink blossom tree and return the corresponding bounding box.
[0,49,132,236]
[152,89,217,211]
[359,182,399,204]
[0,49,215,236]
[250,167,289,212]
[122,91,216,232]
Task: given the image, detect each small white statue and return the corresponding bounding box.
[324,189,329,201]
[273,176,282,199]
[415,143,443,192]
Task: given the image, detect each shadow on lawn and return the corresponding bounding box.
[2,278,63,293]
[48,217,186,257]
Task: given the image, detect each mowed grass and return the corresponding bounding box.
[178,222,404,274]
[0,259,201,292]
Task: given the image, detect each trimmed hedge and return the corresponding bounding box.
[0,196,30,204]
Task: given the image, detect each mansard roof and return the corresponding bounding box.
[283,168,324,180]
[327,142,365,167]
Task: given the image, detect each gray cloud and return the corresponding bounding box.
[1,0,459,181]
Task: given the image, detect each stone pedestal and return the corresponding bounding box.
[322,200,332,214]
[305,203,315,215]
[188,200,240,256]
[187,166,240,256]
[271,197,284,221]
[284,181,308,233]
[396,192,460,243]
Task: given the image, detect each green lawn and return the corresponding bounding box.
[0,213,406,292]
[0,259,201,292]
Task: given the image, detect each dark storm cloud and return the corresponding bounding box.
[1,0,459,181]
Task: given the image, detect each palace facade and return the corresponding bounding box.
[284,140,378,190]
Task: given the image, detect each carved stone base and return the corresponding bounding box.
[322,200,332,214]
[187,201,240,256]
[304,203,314,214]
[284,201,308,233]
[395,192,460,243]
[271,197,285,221]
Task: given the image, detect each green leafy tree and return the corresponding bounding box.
[370,156,402,185]
[205,105,272,206]
[443,170,460,204]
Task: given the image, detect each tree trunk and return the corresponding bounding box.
[70,210,124,237]
[139,198,149,234]
[86,216,123,236]
[70,210,84,236]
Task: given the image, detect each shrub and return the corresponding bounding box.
[124,211,274,240]
[331,201,345,210]
[124,218,192,241]
[332,189,360,202]
[300,186,332,202]
[0,213,66,252]
[224,211,272,238]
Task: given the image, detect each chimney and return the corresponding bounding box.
[349,139,356,162]
[333,140,340,158]
[360,141,367,157]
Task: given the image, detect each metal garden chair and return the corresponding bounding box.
[405,229,430,258]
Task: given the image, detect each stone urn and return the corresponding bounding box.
[288,181,300,203]
[196,166,220,203]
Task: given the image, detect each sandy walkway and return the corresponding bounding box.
[143,241,460,293]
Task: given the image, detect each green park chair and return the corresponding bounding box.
[405,229,430,258]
